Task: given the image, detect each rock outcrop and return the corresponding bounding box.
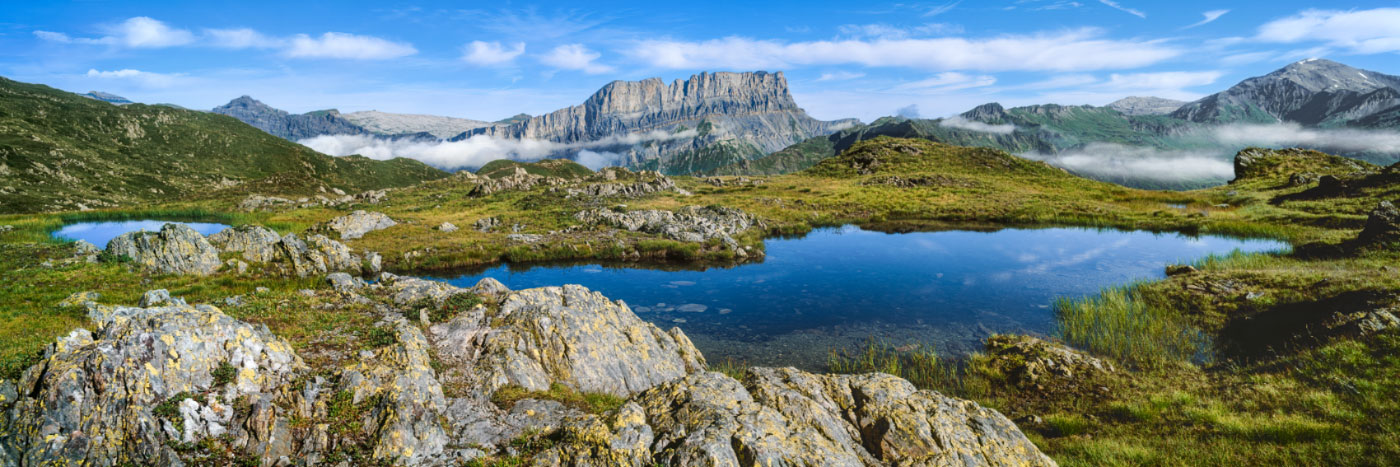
[208,224,377,277]
[562,168,692,198]
[1358,201,1400,245]
[208,225,283,263]
[540,368,1054,466]
[105,223,223,275]
[983,335,1115,386]
[318,210,396,240]
[469,168,568,196]
[575,205,763,249]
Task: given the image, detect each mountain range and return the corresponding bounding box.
[708,59,1400,189]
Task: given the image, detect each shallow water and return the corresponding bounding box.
[53,220,231,247]
[432,226,1286,371]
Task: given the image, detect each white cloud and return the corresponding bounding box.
[816,71,865,81]
[1014,74,1099,90]
[462,41,526,66]
[1023,144,1234,185]
[104,17,195,48]
[285,32,417,59]
[204,28,283,48]
[836,23,962,40]
[299,129,697,170]
[924,2,961,17]
[33,30,74,43]
[894,72,996,92]
[1097,0,1146,18]
[85,68,185,88]
[1211,123,1400,154]
[540,44,614,74]
[1101,71,1222,90]
[939,116,1016,134]
[1255,8,1400,54]
[627,29,1179,72]
[1184,9,1229,29]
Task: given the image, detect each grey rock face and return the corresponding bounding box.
[1105,96,1187,116]
[334,316,450,463]
[463,72,857,173]
[105,223,223,275]
[208,225,282,263]
[319,210,396,240]
[343,110,493,139]
[575,205,762,249]
[431,284,705,397]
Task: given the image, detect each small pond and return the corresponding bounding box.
[53,220,232,247]
[431,226,1286,371]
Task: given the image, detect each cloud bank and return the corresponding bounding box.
[938,116,1016,134]
[299,129,698,170]
[1023,143,1235,186]
[1210,123,1400,154]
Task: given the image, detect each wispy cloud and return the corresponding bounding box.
[924,1,961,17]
[1101,71,1222,90]
[939,116,1015,134]
[462,40,525,66]
[1254,8,1400,54]
[1097,0,1145,18]
[204,28,283,49]
[627,28,1179,72]
[540,44,613,74]
[837,23,963,39]
[284,32,417,59]
[893,72,996,92]
[300,129,697,170]
[1184,9,1229,29]
[85,68,187,88]
[816,71,865,81]
[36,17,194,48]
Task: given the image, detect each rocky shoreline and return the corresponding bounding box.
[0,273,1054,466]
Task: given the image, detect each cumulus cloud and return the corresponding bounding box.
[540,44,613,74]
[1023,144,1234,185]
[204,28,283,48]
[1184,9,1229,29]
[462,41,526,66]
[939,116,1016,134]
[1211,123,1400,154]
[285,32,417,59]
[626,29,1180,72]
[37,17,194,47]
[85,68,186,88]
[299,129,697,170]
[1254,8,1400,54]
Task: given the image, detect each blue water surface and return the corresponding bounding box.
[53,220,231,247]
[433,226,1285,370]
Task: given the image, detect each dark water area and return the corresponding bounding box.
[53,220,232,247]
[429,225,1286,371]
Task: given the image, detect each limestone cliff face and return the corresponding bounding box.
[464,71,859,173]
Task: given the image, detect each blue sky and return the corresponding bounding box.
[4,1,1400,122]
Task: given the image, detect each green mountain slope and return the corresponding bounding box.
[0,77,447,213]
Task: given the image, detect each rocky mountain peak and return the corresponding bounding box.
[960,102,1007,122]
[1107,96,1187,116]
[1259,58,1399,93]
[582,71,799,117]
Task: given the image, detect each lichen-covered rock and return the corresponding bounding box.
[474,216,501,232]
[277,233,360,277]
[0,297,304,465]
[575,205,762,249]
[333,316,449,463]
[325,272,364,294]
[469,169,567,196]
[543,368,1055,466]
[72,240,100,263]
[106,223,222,275]
[438,222,459,233]
[564,169,692,198]
[984,335,1115,386]
[319,210,396,240]
[470,277,510,299]
[208,225,282,263]
[431,284,705,397]
[380,273,473,305]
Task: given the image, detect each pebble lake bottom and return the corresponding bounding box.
[431,225,1286,370]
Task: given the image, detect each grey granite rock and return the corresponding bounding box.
[105,223,222,275]
[319,210,396,240]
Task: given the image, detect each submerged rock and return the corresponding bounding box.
[105,223,222,275]
[319,210,396,240]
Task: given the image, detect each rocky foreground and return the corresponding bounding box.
[0,270,1053,466]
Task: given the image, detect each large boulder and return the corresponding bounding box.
[105,223,222,275]
[430,284,705,398]
[982,335,1115,386]
[332,316,449,464]
[208,225,282,263]
[539,368,1055,466]
[277,233,361,277]
[1357,201,1400,245]
[1,297,304,465]
[319,210,396,240]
